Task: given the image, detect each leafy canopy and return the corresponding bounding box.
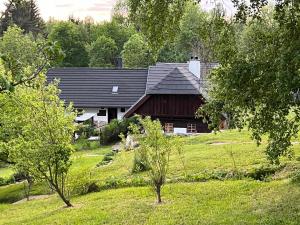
[122,33,156,68]
[87,35,118,68]
[0,25,63,93]
[200,2,300,164]
[0,77,76,207]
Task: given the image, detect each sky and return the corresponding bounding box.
[0,0,235,22]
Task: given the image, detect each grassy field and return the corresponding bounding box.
[1,130,300,224]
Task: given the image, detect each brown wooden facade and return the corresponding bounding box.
[125,94,211,133]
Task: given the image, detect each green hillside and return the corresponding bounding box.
[1,130,300,225]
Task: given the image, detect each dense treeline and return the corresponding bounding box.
[0,0,225,68]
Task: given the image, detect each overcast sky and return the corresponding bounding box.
[0,0,235,22]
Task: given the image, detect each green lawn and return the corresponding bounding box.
[0,166,13,179]
[0,130,300,224]
[0,181,300,225]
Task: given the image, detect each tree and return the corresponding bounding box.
[90,20,135,56]
[199,3,300,164]
[0,26,63,163]
[0,25,63,93]
[128,0,190,50]
[0,78,76,207]
[0,0,45,36]
[129,117,183,203]
[87,36,118,67]
[122,33,156,68]
[48,21,89,67]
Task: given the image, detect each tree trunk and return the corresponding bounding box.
[56,187,73,207]
[156,185,162,204]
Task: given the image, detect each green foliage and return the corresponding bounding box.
[91,20,135,56]
[132,149,150,173]
[199,5,300,164]
[76,120,96,139]
[97,151,116,167]
[128,0,190,50]
[66,171,99,196]
[0,0,45,36]
[87,35,118,67]
[0,25,63,93]
[129,116,183,203]
[0,78,76,207]
[122,33,156,68]
[100,116,139,145]
[48,21,89,67]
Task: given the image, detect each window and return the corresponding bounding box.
[187,124,197,133]
[165,123,174,133]
[97,109,106,117]
[120,108,126,113]
[112,86,119,94]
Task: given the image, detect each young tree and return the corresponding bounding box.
[129,117,183,203]
[0,0,45,36]
[122,33,156,68]
[0,78,76,207]
[87,36,118,67]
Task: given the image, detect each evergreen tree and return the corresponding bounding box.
[0,0,45,36]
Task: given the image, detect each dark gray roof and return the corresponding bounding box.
[147,67,200,95]
[146,63,188,91]
[146,62,219,94]
[47,68,148,108]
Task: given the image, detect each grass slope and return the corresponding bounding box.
[1,130,300,224]
[1,181,300,225]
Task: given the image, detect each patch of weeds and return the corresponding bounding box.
[246,164,285,181]
[96,151,116,167]
[291,169,300,184]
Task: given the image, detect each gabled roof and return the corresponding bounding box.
[146,62,219,94]
[146,63,188,91]
[46,68,148,108]
[147,67,200,95]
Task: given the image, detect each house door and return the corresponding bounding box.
[108,108,118,123]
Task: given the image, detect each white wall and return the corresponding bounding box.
[83,108,108,124]
[117,108,127,120]
[81,107,128,124]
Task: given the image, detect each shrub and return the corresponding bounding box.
[247,164,283,181]
[76,120,100,139]
[132,150,150,173]
[291,170,300,183]
[0,176,15,186]
[100,116,139,145]
[66,172,99,196]
[74,139,99,151]
[96,151,116,167]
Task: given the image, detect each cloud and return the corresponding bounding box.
[55,4,73,8]
[87,3,111,12]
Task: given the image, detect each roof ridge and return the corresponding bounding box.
[148,67,199,92]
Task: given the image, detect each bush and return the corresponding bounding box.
[96,151,116,167]
[66,172,99,196]
[132,150,150,173]
[74,139,99,151]
[76,120,98,139]
[100,116,139,145]
[247,164,283,181]
[0,176,15,186]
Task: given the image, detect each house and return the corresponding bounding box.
[47,59,218,133]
